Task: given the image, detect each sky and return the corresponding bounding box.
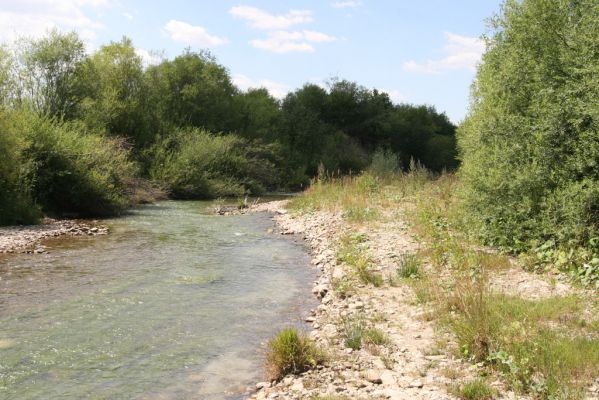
[0,0,504,123]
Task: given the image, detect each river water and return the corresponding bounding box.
[0,201,316,400]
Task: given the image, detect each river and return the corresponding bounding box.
[0,201,316,399]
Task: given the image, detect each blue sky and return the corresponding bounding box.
[0,1,503,122]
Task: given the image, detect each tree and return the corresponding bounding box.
[14,30,85,118]
[76,37,152,147]
[234,88,281,141]
[458,0,599,254]
[145,50,238,133]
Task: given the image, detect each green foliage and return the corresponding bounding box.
[0,111,40,224]
[279,81,457,185]
[342,315,388,350]
[368,148,401,177]
[76,37,152,147]
[146,50,238,134]
[450,292,599,399]
[22,114,137,216]
[337,232,383,286]
[14,30,85,118]
[396,253,421,279]
[265,328,324,380]
[150,127,279,199]
[458,0,599,285]
[451,379,496,400]
[0,29,459,225]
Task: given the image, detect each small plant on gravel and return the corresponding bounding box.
[343,206,379,222]
[342,315,366,350]
[332,276,356,298]
[356,263,384,287]
[451,379,496,400]
[396,253,421,279]
[408,277,434,304]
[337,232,383,287]
[363,328,389,346]
[265,328,325,380]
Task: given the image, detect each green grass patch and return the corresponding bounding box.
[396,253,421,279]
[337,233,383,287]
[265,328,325,381]
[342,315,388,350]
[451,379,496,400]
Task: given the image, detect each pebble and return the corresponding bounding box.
[363,370,383,384]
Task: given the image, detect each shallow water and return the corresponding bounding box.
[0,201,316,400]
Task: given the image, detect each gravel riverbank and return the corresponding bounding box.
[0,218,109,254]
[245,200,598,400]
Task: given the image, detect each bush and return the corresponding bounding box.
[458,0,599,285]
[150,128,279,199]
[368,148,400,177]
[0,111,40,224]
[265,328,324,380]
[21,113,137,216]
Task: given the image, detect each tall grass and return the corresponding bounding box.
[409,172,599,399]
[291,167,599,399]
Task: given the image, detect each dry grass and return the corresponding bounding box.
[291,169,599,399]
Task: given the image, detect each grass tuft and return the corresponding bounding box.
[451,379,496,400]
[265,328,325,381]
[396,253,421,279]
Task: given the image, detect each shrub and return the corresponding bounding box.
[368,148,400,178]
[458,0,599,285]
[0,111,39,225]
[363,328,389,346]
[265,328,324,380]
[150,128,279,199]
[21,115,137,216]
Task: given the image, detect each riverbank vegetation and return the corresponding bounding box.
[288,165,598,397]
[0,31,457,224]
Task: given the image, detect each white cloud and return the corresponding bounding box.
[403,32,485,74]
[250,30,336,54]
[233,73,290,99]
[0,0,110,43]
[378,88,406,104]
[229,6,312,30]
[163,20,228,47]
[332,1,362,8]
[123,12,133,21]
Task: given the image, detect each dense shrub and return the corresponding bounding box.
[458,0,599,283]
[150,128,279,198]
[21,113,137,216]
[0,111,39,224]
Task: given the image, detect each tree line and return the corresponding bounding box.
[0,31,457,224]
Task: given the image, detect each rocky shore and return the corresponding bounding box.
[245,200,599,400]
[246,200,477,400]
[0,218,109,254]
